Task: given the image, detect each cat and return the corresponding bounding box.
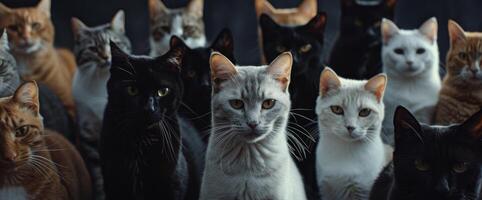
[329,0,397,79]
[254,0,317,64]
[100,41,204,200]
[0,0,77,118]
[370,106,482,200]
[171,28,235,141]
[381,17,441,145]
[434,20,482,125]
[315,67,391,200]
[148,0,206,56]
[259,12,326,199]
[0,81,91,200]
[71,10,132,200]
[200,51,306,200]
[0,30,20,98]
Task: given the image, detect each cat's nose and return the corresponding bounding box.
[346,126,355,133]
[406,61,413,66]
[434,178,450,194]
[469,67,479,74]
[247,122,258,130]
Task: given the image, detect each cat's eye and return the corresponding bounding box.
[160,26,170,32]
[15,126,29,137]
[184,25,195,35]
[359,108,371,117]
[459,52,468,60]
[453,162,468,173]
[276,46,287,52]
[153,31,163,41]
[229,99,244,109]
[157,88,170,97]
[330,105,344,115]
[415,159,430,171]
[394,48,404,55]
[126,86,139,96]
[262,99,276,109]
[7,25,18,32]
[300,44,312,53]
[31,22,41,30]
[416,48,426,54]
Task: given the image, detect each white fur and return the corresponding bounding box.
[0,186,28,200]
[315,78,388,200]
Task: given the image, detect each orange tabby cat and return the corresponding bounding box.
[434,20,482,125]
[0,0,77,118]
[254,0,317,64]
[0,81,91,200]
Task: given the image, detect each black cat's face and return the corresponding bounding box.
[340,0,396,35]
[107,42,185,125]
[260,13,326,76]
[393,106,482,199]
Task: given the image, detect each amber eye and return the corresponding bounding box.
[359,108,371,117]
[330,105,344,115]
[229,99,244,109]
[299,44,312,53]
[31,22,41,30]
[157,88,170,97]
[126,86,139,96]
[276,46,287,52]
[15,126,29,137]
[458,52,468,60]
[415,159,430,171]
[262,99,276,109]
[453,162,468,173]
[394,48,404,55]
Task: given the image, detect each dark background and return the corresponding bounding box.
[1,0,482,65]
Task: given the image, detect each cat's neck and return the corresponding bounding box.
[442,75,482,101]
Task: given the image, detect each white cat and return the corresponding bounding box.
[381,17,441,144]
[200,52,306,200]
[315,68,391,200]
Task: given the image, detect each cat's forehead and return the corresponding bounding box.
[388,30,433,47]
[6,7,47,21]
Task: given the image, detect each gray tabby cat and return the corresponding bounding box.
[200,52,307,200]
[148,0,206,56]
[71,10,131,200]
[0,30,20,97]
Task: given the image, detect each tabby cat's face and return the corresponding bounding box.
[0,82,43,173]
[0,31,20,97]
[0,0,53,54]
[393,106,482,199]
[260,13,326,76]
[107,41,185,126]
[447,20,482,86]
[148,0,205,56]
[340,0,396,35]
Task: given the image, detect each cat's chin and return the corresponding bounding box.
[335,134,367,142]
[243,131,270,143]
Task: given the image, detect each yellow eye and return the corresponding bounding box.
[330,105,344,115]
[126,86,139,96]
[415,159,430,171]
[359,108,371,117]
[299,44,312,53]
[15,126,29,137]
[276,46,287,52]
[229,99,244,109]
[157,88,170,97]
[262,99,276,109]
[453,162,468,173]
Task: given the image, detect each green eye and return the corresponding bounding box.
[453,162,468,173]
[262,99,276,109]
[15,125,29,137]
[415,159,430,171]
[359,108,371,117]
[126,86,139,96]
[276,46,287,52]
[229,99,244,109]
[330,105,344,115]
[299,44,312,53]
[157,88,170,97]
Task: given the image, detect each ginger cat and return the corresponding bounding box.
[254,0,317,64]
[0,0,77,118]
[434,20,482,125]
[0,81,91,200]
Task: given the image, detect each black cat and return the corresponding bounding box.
[259,12,327,200]
[173,28,235,142]
[100,41,204,200]
[370,106,482,200]
[329,0,396,79]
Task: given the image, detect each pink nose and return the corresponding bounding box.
[247,123,258,129]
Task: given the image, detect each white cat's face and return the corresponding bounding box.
[381,18,439,77]
[316,68,386,142]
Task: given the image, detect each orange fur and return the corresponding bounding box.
[0,0,77,118]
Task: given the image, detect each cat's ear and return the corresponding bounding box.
[210,51,237,91]
[170,35,189,49]
[393,106,424,144]
[298,0,317,18]
[448,20,466,45]
[267,52,293,91]
[0,3,12,17]
[255,0,275,17]
[418,17,438,43]
[71,18,87,40]
[164,37,187,72]
[13,81,39,114]
[381,18,400,44]
[110,41,129,66]
[260,14,280,35]
[111,10,126,34]
[365,73,387,103]
[211,28,235,62]
[149,0,168,20]
[319,67,341,97]
[0,30,9,50]
[303,12,327,38]
[37,0,51,18]
[461,109,482,139]
[187,0,203,17]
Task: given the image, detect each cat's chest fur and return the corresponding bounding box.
[72,63,109,119]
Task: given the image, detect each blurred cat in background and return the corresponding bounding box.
[0,0,77,118]
[148,0,206,56]
[434,20,482,125]
[0,30,20,98]
[381,17,441,145]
